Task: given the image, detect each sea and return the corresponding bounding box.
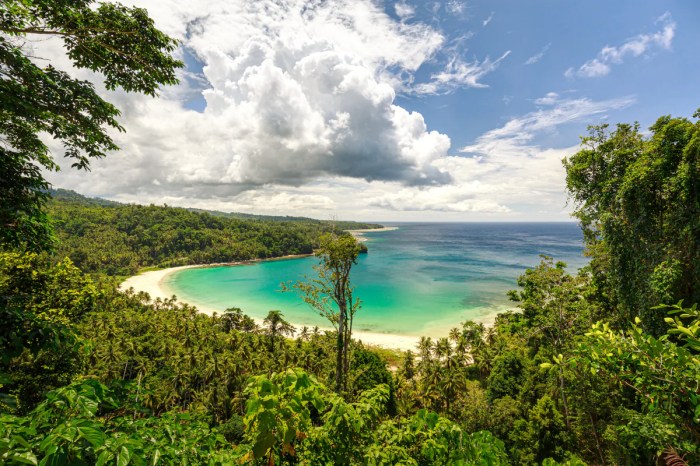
[163,223,587,338]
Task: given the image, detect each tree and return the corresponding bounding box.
[262,310,295,353]
[287,233,362,394]
[564,111,700,335]
[0,252,99,411]
[0,0,182,251]
[572,304,700,463]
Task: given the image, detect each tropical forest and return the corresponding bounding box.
[1,1,699,465]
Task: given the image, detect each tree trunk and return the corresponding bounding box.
[559,366,570,429]
[336,304,345,393]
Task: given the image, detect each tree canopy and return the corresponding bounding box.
[288,233,362,394]
[0,0,182,251]
[565,111,700,335]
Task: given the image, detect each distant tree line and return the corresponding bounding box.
[47,189,376,276]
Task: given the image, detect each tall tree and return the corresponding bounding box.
[0,0,182,251]
[288,233,361,394]
[564,111,700,335]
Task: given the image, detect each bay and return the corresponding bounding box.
[163,222,586,337]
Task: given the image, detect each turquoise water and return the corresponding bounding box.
[164,223,586,337]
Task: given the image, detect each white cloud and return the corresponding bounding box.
[446,1,466,16]
[533,92,559,106]
[33,1,642,222]
[524,43,551,65]
[483,12,494,27]
[463,94,635,149]
[41,0,463,200]
[395,2,415,20]
[356,93,636,217]
[566,12,675,79]
[413,50,511,94]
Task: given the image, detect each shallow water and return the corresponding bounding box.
[164,223,586,337]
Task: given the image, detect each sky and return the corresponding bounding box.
[43,0,700,222]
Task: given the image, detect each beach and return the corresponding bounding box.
[120,261,420,352]
[346,226,398,242]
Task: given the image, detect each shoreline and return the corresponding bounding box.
[345,226,399,233]
[346,226,398,243]
[119,255,421,352]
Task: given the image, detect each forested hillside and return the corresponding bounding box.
[47,189,378,276]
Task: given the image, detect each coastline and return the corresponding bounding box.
[119,256,421,352]
[345,226,399,233]
[346,226,398,243]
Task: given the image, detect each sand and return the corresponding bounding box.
[120,262,419,352]
[345,226,398,243]
[345,226,399,233]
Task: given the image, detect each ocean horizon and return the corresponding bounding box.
[163,222,587,337]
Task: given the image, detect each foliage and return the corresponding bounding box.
[572,304,700,463]
[242,369,509,465]
[507,256,595,355]
[47,190,373,276]
[509,395,571,464]
[287,233,362,394]
[242,369,326,463]
[263,310,296,352]
[0,0,182,251]
[564,111,700,335]
[0,251,98,411]
[0,379,238,465]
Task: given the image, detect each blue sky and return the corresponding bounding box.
[47,0,700,221]
[388,0,698,149]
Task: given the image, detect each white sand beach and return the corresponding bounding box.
[120,262,419,352]
[345,226,399,233]
[346,226,398,243]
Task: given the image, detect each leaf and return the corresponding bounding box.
[96,450,112,466]
[117,446,131,466]
[77,426,106,448]
[252,432,275,459]
[152,448,161,465]
[9,452,38,465]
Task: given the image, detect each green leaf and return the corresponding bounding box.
[9,452,38,465]
[77,426,106,448]
[252,432,275,459]
[152,448,161,465]
[117,446,131,466]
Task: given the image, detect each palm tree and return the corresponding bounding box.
[263,310,296,353]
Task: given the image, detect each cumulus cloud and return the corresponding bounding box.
[34,1,639,221]
[565,12,675,79]
[358,93,636,216]
[37,0,527,213]
[42,0,470,200]
[533,91,560,106]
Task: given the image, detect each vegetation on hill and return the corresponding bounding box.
[46,190,378,276]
